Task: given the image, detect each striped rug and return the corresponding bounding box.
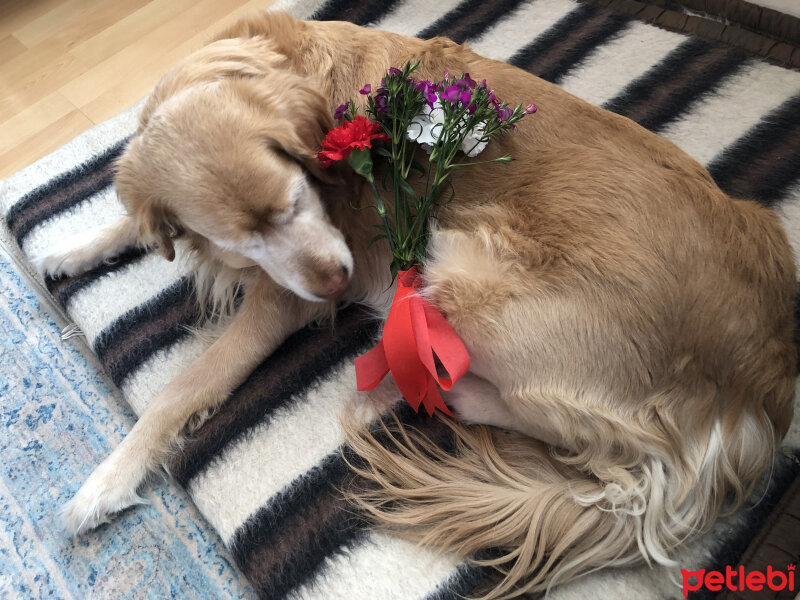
[2,0,800,598]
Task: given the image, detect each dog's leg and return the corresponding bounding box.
[444,373,515,428]
[445,374,564,447]
[61,276,314,534]
[37,216,140,277]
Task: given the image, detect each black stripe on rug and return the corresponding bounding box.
[4,137,129,246]
[418,0,528,44]
[707,93,800,207]
[510,3,630,83]
[170,304,381,487]
[229,404,454,599]
[311,0,399,26]
[230,450,369,599]
[603,38,749,132]
[92,277,200,387]
[424,561,497,600]
[45,246,149,308]
[425,547,511,600]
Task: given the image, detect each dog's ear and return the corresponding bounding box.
[267,76,343,185]
[116,153,182,261]
[135,200,182,261]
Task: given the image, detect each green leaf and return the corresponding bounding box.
[397,177,417,198]
[348,200,376,212]
[409,160,427,177]
[368,234,388,248]
[435,180,456,207]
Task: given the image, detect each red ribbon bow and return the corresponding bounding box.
[355,267,470,416]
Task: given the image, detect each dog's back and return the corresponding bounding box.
[303,18,798,597]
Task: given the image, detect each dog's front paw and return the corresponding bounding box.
[35,244,96,279]
[61,461,148,535]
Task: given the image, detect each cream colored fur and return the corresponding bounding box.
[43,12,796,599]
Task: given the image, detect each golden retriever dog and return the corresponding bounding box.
[42,11,796,598]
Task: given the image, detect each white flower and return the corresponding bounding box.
[406,102,444,153]
[406,100,488,157]
[460,122,487,157]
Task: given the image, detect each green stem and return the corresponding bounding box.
[452,155,512,168]
[368,178,394,254]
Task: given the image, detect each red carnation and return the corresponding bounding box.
[317,116,390,167]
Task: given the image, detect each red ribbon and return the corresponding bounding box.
[355,267,470,416]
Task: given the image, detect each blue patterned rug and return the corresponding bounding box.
[0,240,253,599]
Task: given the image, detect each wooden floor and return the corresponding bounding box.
[0,0,274,179]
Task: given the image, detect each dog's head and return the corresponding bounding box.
[116,38,352,302]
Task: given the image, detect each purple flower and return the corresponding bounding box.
[359,84,371,95]
[414,80,437,107]
[440,86,461,104]
[498,107,513,122]
[375,94,388,114]
[468,104,476,114]
[334,103,349,120]
[440,86,457,103]
[414,79,433,91]
[388,66,403,77]
[525,104,538,114]
[441,80,473,105]
[462,73,477,89]
[443,68,450,80]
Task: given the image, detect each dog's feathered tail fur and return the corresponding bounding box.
[344,379,790,598]
[340,169,796,597]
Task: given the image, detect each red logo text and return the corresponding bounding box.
[681,564,796,596]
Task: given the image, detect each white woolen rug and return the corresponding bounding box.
[2,0,799,598]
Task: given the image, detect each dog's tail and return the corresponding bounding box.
[343,391,790,599]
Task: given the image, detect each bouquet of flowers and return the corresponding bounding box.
[318,61,536,416]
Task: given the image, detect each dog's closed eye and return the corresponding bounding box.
[269,196,299,226]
